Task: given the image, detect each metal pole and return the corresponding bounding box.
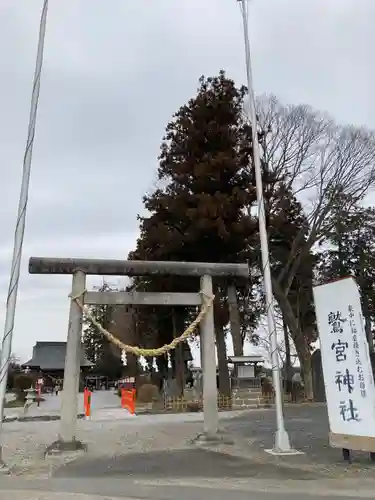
[0,0,49,467]
[238,0,293,453]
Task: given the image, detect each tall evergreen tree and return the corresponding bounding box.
[130,71,262,395]
[317,192,375,351]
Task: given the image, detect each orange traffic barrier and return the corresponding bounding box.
[121,388,135,415]
[84,388,91,418]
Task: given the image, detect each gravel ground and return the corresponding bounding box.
[1,406,375,499]
[223,404,375,477]
[1,413,205,477]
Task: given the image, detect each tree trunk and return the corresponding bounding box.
[366,316,374,354]
[215,322,231,396]
[361,292,374,354]
[172,309,185,396]
[227,284,243,356]
[145,356,154,373]
[213,291,231,397]
[272,278,301,339]
[109,306,139,376]
[283,317,292,394]
[272,278,313,400]
[156,355,168,379]
[294,336,313,401]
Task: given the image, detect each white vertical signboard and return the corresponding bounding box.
[313,277,375,447]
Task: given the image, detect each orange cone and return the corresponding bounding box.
[121,388,135,415]
[84,388,91,418]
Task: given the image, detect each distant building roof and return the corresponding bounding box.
[228,355,264,364]
[22,341,93,371]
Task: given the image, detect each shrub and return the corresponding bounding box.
[13,373,35,402]
[13,373,34,391]
[136,383,159,403]
[186,400,202,412]
[135,373,152,391]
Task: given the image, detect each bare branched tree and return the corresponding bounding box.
[256,95,375,255]
[256,311,298,364]
[250,95,375,398]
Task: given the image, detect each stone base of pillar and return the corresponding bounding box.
[0,462,10,474]
[45,439,87,457]
[191,429,234,446]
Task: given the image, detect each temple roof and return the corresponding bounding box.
[22,341,93,371]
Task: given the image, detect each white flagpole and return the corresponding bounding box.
[0,0,49,468]
[238,0,297,454]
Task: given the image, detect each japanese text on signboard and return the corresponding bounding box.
[328,307,362,423]
[348,305,366,398]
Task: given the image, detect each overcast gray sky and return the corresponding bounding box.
[0,0,374,363]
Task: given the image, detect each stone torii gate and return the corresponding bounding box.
[29,257,248,453]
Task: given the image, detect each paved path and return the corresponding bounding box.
[0,476,370,499]
[5,390,120,420]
